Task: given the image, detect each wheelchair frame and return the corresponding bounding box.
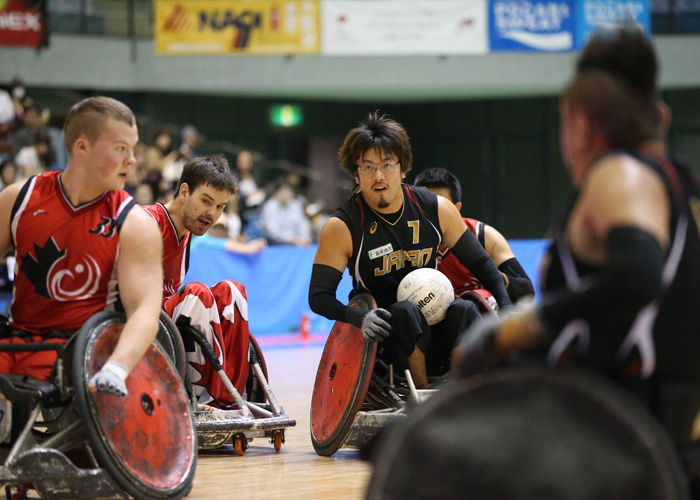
[174,323,296,455]
[0,312,196,500]
[311,291,496,456]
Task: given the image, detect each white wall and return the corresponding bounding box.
[2,34,699,102]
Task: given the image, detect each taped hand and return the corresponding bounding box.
[361,308,392,341]
[88,360,129,397]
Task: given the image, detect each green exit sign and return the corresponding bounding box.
[270,105,303,128]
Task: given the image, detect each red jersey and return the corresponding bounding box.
[9,171,135,334]
[144,203,190,299]
[438,217,486,296]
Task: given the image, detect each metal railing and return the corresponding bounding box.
[48,0,154,38]
[651,0,700,33]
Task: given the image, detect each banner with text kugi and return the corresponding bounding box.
[155,0,319,55]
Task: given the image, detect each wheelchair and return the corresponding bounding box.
[365,363,693,500]
[0,311,197,500]
[160,315,296,456]
[310,291,496,457]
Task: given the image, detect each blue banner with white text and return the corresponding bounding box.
[489,0,576,52]
[489,0,650,52]
[575,0,650,48]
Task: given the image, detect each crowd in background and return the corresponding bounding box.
[0,80,329,242]
[0,80,332,309]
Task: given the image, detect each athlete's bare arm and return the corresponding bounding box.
[0,183,24,257]
[483,225,516,267]
[571,154,671,266]
[436,195,513,310]
[313,216,353,274]
[108,207,163,374]
[436,196,469,248]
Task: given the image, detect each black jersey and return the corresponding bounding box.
[333,185,442,309]
[541,151,700,383]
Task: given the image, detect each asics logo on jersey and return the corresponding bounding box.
[370,221,378,234]
[90,217,117,238]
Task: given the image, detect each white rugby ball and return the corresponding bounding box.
[397,268,455,326]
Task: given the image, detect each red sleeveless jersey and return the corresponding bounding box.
[9,171,135,334]
[143,203,190,299]
[437,217,486,295]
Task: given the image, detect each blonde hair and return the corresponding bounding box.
[64,97,135,156]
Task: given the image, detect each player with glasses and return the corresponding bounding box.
[308,111,513,388]
[357,161,400,175]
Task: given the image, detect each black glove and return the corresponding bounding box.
[361,308,392,341]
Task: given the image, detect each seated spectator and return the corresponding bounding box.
[0,160,18,190]
[260,179,312,246]
[178,125,201,162]
[156,186,175,204]
[123,145,148,197]
[145,130,178,173]
[10,103,47,153]
[9,78,27,125]
[0,128,12,163]
[14,131,55,177]
[0,89,13,127]
[45,110,68,171]
[235,149,266,239]
[223,194,243,239]
[134,182,155,206]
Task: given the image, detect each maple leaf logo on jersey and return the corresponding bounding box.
[89,217,117,238]
[19,237,102,301]
[20,237,65,298]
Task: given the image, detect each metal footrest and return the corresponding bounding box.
[194,410,296,449]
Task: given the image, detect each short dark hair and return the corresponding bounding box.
[64,97,135,155]
[414,168,462,204]
[176,155,237,196]
[564,25,658,149]
[338,111,413,177]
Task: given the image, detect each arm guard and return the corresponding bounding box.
[539,226,664,329]
[308,263,366,327]
[498,257,535,302]
[451,230,512,310]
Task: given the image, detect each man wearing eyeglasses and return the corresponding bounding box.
[308,112,513,387]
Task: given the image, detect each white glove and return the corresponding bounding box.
[88,360,129,397]
[361,308,392,341]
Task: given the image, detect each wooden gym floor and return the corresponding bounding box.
[186,341,372,500]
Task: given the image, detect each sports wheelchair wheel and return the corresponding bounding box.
[71,311,197,500]
[155,310,187,381]
[459,289,497,316]
[366,364,691,500]
[310,294,378,457]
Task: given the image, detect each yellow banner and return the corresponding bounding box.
[155,0,319,55]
